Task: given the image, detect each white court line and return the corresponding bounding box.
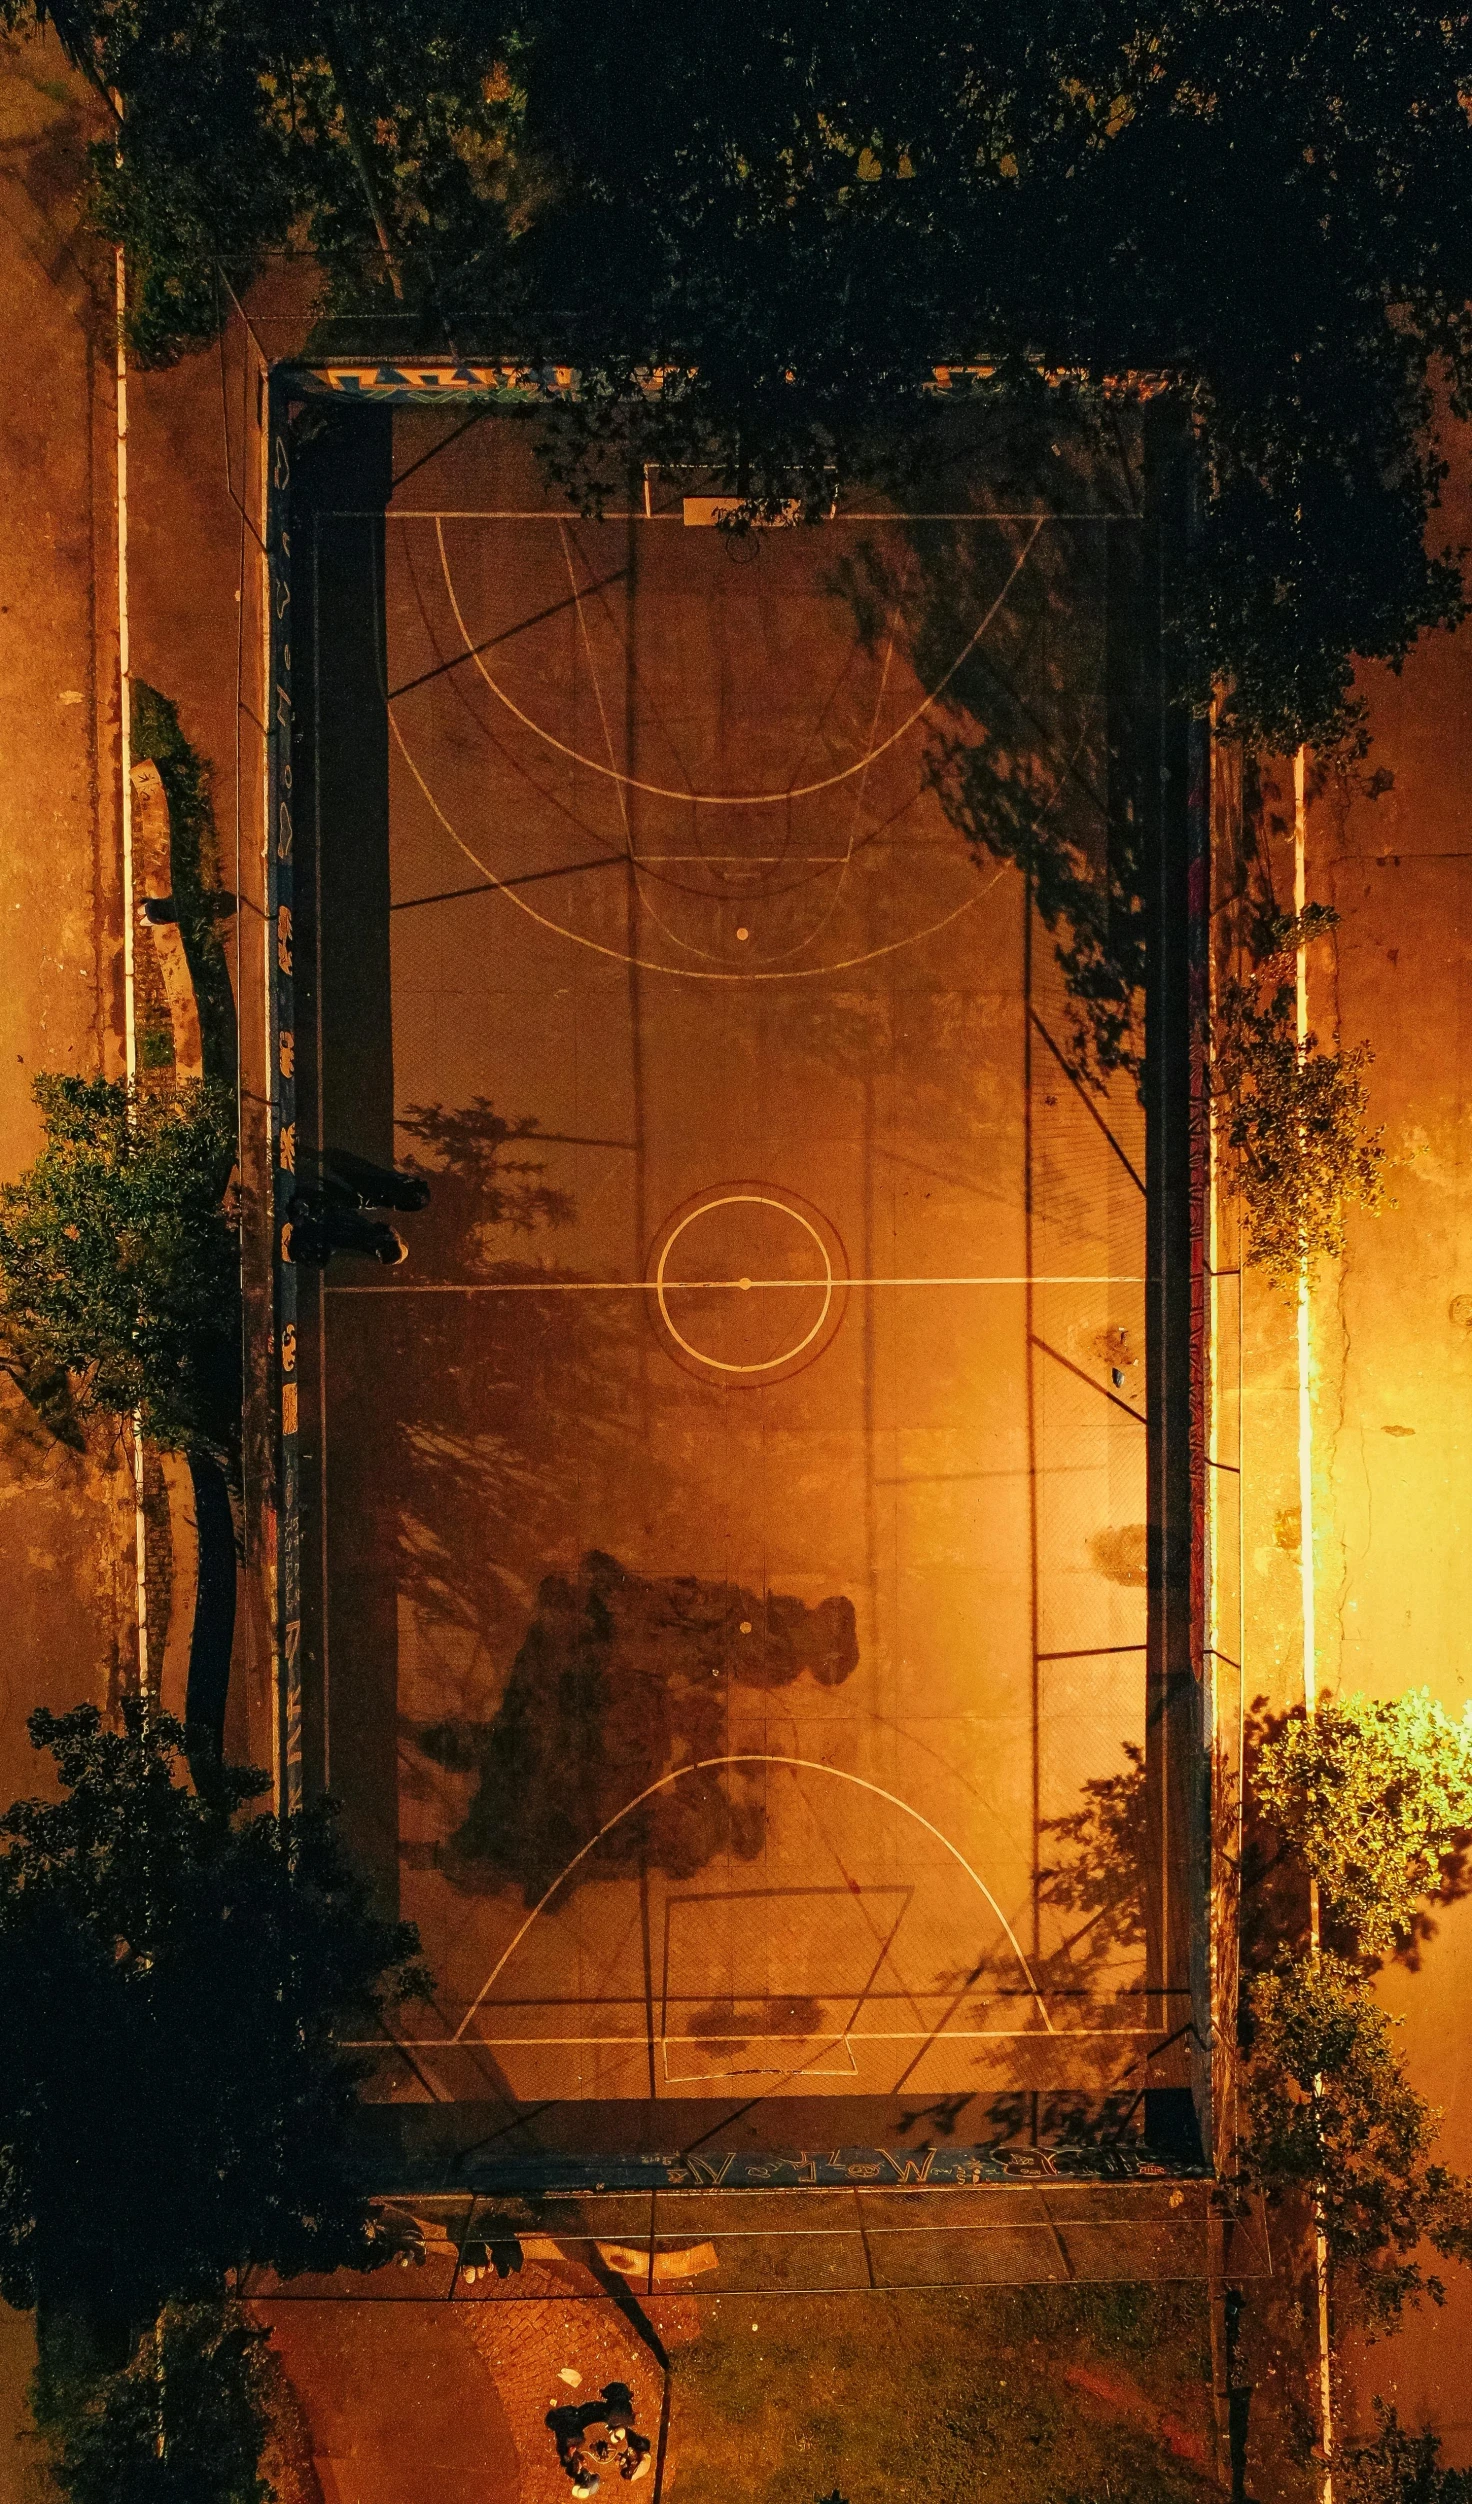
[114,244,152,1705]
[654,1193,833,1371]
[629,855,851,864]
[353,2027,1169,2048]
[554,526,897,971]
[663,2035,859,2084]
[324,1273,1148,1295]
[453,1753,1054,2042]
[436,514,1043,806]
[1295,744,1335,2504]
[351,509,1123,523]
[389,693,1013,982]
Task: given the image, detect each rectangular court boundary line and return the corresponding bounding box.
[392,2223,1218,2243]
[291,419,1178,2145]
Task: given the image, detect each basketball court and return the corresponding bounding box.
[288,402,1194,2156]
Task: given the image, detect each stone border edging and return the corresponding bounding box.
[131,757,203,1078]
[129,756,238,1758]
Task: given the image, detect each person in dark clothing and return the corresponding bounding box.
[591,2389,650,2484]
[285,1199,407,1266]
[548,2404,600,2494]
[305,1147,432,1213]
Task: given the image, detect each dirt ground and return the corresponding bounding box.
[662,2281,1216,2502]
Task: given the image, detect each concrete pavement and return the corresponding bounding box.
[262,2301,520,2504]
[0,34,132,1780]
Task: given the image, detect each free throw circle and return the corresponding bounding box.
[651,1190,848,1379]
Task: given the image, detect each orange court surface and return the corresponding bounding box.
[288,403,1194,2159]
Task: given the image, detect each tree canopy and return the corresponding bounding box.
[1257,1690,1472,1951]
[1244,1952,1472,2329]
[1212,906,1386,1286]
[38,2300,273,2504]
[1239,1689,1472,2329]
[0,1703,425,2326]
[8,0,1472,747]
[0,1074,237,1451]
[1340,2403,1472,2504]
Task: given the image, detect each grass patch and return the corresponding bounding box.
[667,2284,1215,2503]
[139,1017,175,1071]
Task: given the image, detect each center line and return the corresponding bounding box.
[323,1273,1147,1294]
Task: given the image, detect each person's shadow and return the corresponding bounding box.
[412,1549,859,1905]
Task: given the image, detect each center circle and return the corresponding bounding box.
[655,1196,835,1375]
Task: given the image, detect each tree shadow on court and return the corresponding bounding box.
[396,1096,576,1276]
[324,1102,862,1916]
[827,409,1150,1093]
[321,1095,620,1901]
[377,1096,585,1661]
[891,2087,1146,2152]
[409,1548,859,1906]
[1033,1739,1150,1996]
[686,1992,825,2038]
[1014,1715,1340,2005]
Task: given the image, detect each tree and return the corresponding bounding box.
[1212,908,1385,1285]
[1242,1954,1472,2330]
[1340,2402,1472,2504]
[0,1703,427,2329]
[1257,1691,1472,1953]
[3,0,540,363]
[0,1074,238,1451]
[37,2301,272,2504]
[1242,1691,1472,2327]
[7,0,1470,749]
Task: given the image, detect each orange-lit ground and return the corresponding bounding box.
[1234,435,1472,2460]
[295,415,1173,2130]
[0,37,138,1798]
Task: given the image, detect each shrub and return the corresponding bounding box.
[0,1702,427,2324]
[130,682,238,1092]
